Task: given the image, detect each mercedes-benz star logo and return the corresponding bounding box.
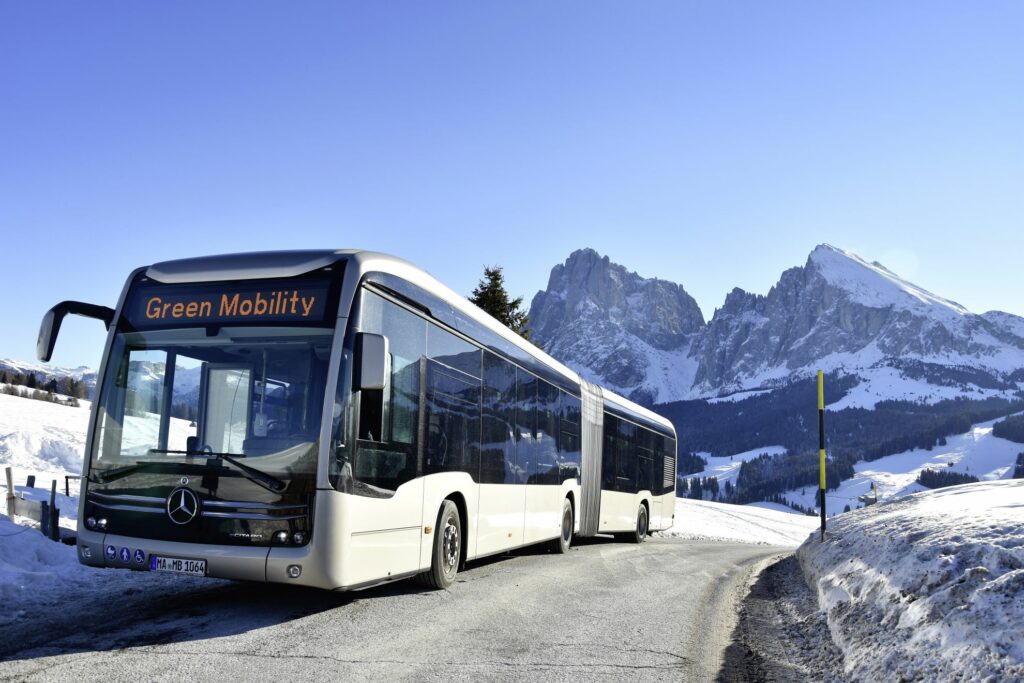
[166,487,200,525]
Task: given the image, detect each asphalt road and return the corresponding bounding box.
[0,538,788,682]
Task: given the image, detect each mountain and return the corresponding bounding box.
[528,245,1024,407]
[0,358,97,398]
[689,244,1024,403]
[0,358,203,406]
[527,248,705,404]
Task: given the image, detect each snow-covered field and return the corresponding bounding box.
[658,497,818,547]
[0,391,89,480]
[784,413,1023,514]
[827,363,1020,410]
[0,392,90,525]
[797,480,1024,681]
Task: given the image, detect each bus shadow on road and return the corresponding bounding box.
[0,535,632,664]
[0,575,432,663]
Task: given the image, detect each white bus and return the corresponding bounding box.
[38,250,677,590]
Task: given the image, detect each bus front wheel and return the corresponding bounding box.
[420,500,461,590]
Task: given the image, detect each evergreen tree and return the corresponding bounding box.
[468,265,530,339]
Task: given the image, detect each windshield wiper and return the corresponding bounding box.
[91,450,287,493]
[88,460,195,484]
[149,449,287,493]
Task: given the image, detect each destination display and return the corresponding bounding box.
[125,279,333,328]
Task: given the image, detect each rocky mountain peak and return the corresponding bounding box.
[527,244,1024,408]
[527,249,705,404]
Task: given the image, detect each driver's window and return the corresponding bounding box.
[201,366,251,454]
[352,290,426,492]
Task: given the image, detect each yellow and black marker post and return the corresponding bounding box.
[817,370,826,541]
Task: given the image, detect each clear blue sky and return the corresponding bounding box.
[2,2,1021,369]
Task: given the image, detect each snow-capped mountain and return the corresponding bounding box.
[0,358,97,397]
[528,245,1024,406]
[0,358,204,405]
[528,248,705,404]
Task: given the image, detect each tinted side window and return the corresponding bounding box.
[481,351,516,484]
[559,393,581,481]
[652,433,665,495]
[424,324,481,476]
[602,413,618,490]
[637,427,654,493]
[615,419,637,492]
[516,369,537,485]
[529,379,560,485]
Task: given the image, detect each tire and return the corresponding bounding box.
[629,504,648,544]
[419,500,462,589]
[548,498,574,554]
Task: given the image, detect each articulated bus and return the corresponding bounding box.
[38,250,677,590]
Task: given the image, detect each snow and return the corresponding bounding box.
[809,244,970,321]
[687,445,788,489]
[824,364,1017,410]
[0,515,97,623]
[705,388,774,404]
[798,480,1024,681]
[983,310,1024,341]
[657,497,818,547]
[0,515,214,628]
[0,392,89,479]
[783,414,1023,514]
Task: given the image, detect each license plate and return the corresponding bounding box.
[151,555,207,576]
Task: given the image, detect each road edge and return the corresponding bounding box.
[717,553,847,682]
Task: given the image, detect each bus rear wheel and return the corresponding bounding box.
[549,498,573,554]
[419,500,461,590]
[623,504,648,544]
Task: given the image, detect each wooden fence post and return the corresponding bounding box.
[49,480,59,541]
[5,467,13,519]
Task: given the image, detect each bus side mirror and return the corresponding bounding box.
[357,333,390,391]
[37,301,116,362]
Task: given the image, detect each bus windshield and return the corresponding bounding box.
[90,325,334,483]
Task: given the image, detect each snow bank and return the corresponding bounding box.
[657,497,818,547]
[0,516,99,624]
[797,480,1024,681]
